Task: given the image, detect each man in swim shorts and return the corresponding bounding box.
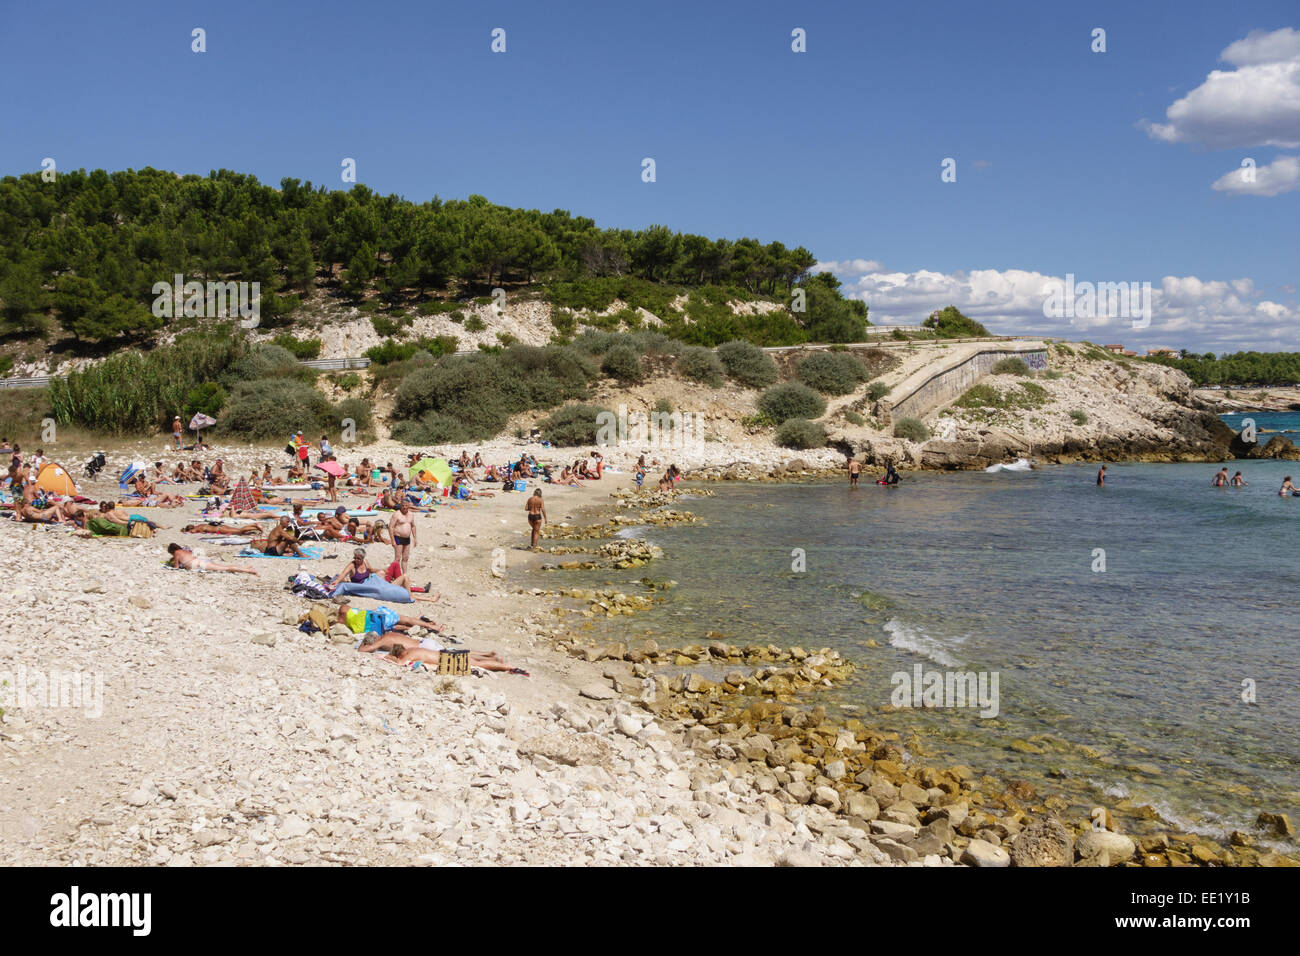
[166,543,258,574]
[389,500,417,573]
[848,457,861,487]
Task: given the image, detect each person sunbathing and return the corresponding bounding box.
[166,543,258,574]
[336,602,441,636]
[182,520,265,535]
[361,634,522,673]
[250,517,305,556]
[328,552,439,603]
[16,500,79,523]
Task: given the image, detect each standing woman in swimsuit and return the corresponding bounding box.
[389,500,417,574]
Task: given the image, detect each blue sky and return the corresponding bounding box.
[2,0,1297,350]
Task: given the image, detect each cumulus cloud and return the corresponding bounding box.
[815,259,1300,352]
[1211,155,1300,196]
[1142,27,1300,149]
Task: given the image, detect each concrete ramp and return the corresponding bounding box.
[882,341,1048,425]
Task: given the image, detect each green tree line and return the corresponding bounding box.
[1147,351,1300,386]
[0,167,870,347]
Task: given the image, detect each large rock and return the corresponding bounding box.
[1009,817,1074,867]
[1075,830,1135,864]
[962,839,1010,867]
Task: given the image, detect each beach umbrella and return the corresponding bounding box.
[408,456,453,486]
[119,460,147,492]
[315,460,345,477]
[189,412,217,445]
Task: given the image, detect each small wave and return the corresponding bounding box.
[985,458,1032,472]
[883,618,965,667]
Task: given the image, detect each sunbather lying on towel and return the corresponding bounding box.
[182,521,266,535]
[358,632,521,672]
[166,543,258,574]
[336,602,442,635]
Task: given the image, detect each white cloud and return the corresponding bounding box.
[1211,155,1300,196]
[815,259,1300,352]
[1142,28,1300,149]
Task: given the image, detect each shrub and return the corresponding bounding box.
[866,381,891,401]
[391,411,471,445]
[183,382,227,419]
[757,382,826,422]
[678,346,724,387]
[991,357,1031,376]
[540,403,612,446]
[335,397,373,436]
[717,340,778,388]
[843,409,866,426]
[1070,409,1088,425]
[365,339,420,365]
[797,351,867,394]
[893,417,930,442]
[464,315,486,332]
[227,343,300,382]
[775,418,827,449]
[449,310,465,324]
[219,378,333,439]
[336,372,361,391]
[371,316,400,337]
[653,397,673,415]
[601,345,643,384]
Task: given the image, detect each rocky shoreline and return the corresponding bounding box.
[533,487,1300,867]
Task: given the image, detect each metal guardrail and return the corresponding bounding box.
[300,357,372,371]
[0,375,59,389]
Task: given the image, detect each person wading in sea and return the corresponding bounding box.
[1097,465,1107,487]
[848,457,861,488]
[525,488,547,550]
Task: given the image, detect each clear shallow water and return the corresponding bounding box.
[561,460,1300,846]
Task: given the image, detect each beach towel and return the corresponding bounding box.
[238,544,324,559]
[88,516,129,537]
[229,478,256,513]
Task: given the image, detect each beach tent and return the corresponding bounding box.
[228,478,256,513]
[119,460,147,492]
[408,456,452,487]
[34,462,78,497]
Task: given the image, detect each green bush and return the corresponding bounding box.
[991,357,1031,376]
[716,340,778,388]
[892,417,930,442]
[601,345,644,384]
[219,377,333,439]
[391,411,471,445]
[843,409,866,426]
[1070,409,1088,425]
[757,382,826,422]
[775,418,827,449]
[183,382,227,419]
[371,316,400,337]
[335,397,373,436]
[866,381,891,401]
[336,372,361,391]
[268,334,322,360]
[653,397,673,415]
[365,339,420,365]
[796,351,867,394]
[227,342,300,382]
[464,315,486,332]
[540,403,612,446]
[678,346,724,387]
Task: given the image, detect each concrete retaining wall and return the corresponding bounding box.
[885,343,1048,424]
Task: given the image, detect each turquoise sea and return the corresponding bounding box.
[555,426,1300,849]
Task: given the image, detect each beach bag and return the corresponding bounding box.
[297,606,332,634]
[128,521,154,539]
[437,649,470,676]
